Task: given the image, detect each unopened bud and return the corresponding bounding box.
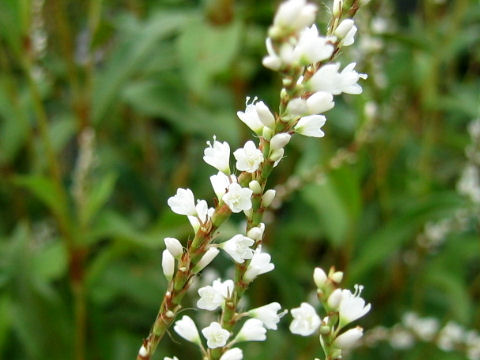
[333,0,343,16]
[327,288,343,309]
[330,271,343,284]
[269,148,284,162]
[335,19,354,38]
[262,126,274,140]
[164,237,183,259]
[262,189,276,208]
[256,101,276,128]
[247,223,265,241]
[193,247,219,273]
[162,250,175,280]
[270,133,291,151]
[320,325,331,335]
[249,180,262,194]
[314,267,328,288]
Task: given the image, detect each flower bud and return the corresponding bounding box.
[313,267,328,288]
[269,148,284,162]
[255,101,276,128]
[262,189,276,208]
[333,0,343,16]
[193,248,220,273]
[249,180,262,194]
[330,271,343,284]
[307,92,334,114]
[162,249,175,280]
[335,19,354,38]
[164,237,183,259]
[247,223,265,241]
[270,133,291,151]
[335,327,364,349]
[262,126,274,140]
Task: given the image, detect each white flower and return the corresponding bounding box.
[338,285,371,325]
[244,246,275,282]
[234,141,264,173]
[164,237,183,259]
[219,348,243,360]
[293,25,335,65]
[203,136,231,174]
[294,115,326,137]
[174,315,201,344]
[212,278,234,298]
[202,322,230,349]
[402,312,439,341]
[286,98,308,116]
[289,302,321,336]
[197,285,225,311]
[272,0,317,35]
[335,19,357,46]
[335,327,363,348]
[247,223,265,241]
[261,189,276,208]
[220,234,255,263]
[307,92,334,114]
[210,172,237,200]
[237,98,271,134]
[223,183,253,213]
[437,322,464,351]
[249,302,286,330]
[164,357,179,360]
[235,319,267,342]
[138,345,148,357]
[194,247,220,273]
[197,278,234,310]
[270,133,291,151]
[162,249,175,280]
[309,62,367,95]
[167,188,197,216]
[188,200,215,232]
[263,38,282,71]
[313,267,327,288]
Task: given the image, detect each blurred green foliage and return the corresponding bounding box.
[0,0,479,359]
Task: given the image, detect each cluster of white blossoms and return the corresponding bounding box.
[359,312,480,360]
[289,267,371,359]
[138,0,369,359]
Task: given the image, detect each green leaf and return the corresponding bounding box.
[82,173,117,226]
[32,242,68,282]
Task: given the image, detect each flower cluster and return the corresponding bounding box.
[137,0,369,359]
[289,267,371,359]
[359,312,480,360]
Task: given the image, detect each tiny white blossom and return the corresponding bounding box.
[234,141,264,173]
[261,189,276,208]
[335,327,363,348]
[247,223,265,241]
[220,234,255,263]
[272,0,317,35]
[309,62,367,95]
[194,247,220,273]
[237,98,269,134]
[249,302,286,330]
[138,345,148,357]
[313,267,328,288]
[294,115,327,137]
[234,319,267,342]
[168,188,197,216]
[269,148,285,167]
[223,183,253,213]
[188,200,215,233]
[327,288,343,309]
[164,237,183,259]
[286,98,308,116]
[263,38,282,71]
[437,322,464,351]
[210,172,237,200]
[338,285,371,325]
[289,302,321,336]
[212,278,234,298]
[164,357,179,360]
[162,249,175,280]
[307,92,335,114]
[203,136,231,174]
[197,285,225,311]
[255,101,276,128]
[293,25,335,65]
[249,180,262,194]
[402,312,439,341]
[333,0,343,16]
[174,315,200,344]
[219,348,243,360]
[202,322,230,349]
[244,246,275,282]
[335,19,357,46]
[270,133,291,151]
